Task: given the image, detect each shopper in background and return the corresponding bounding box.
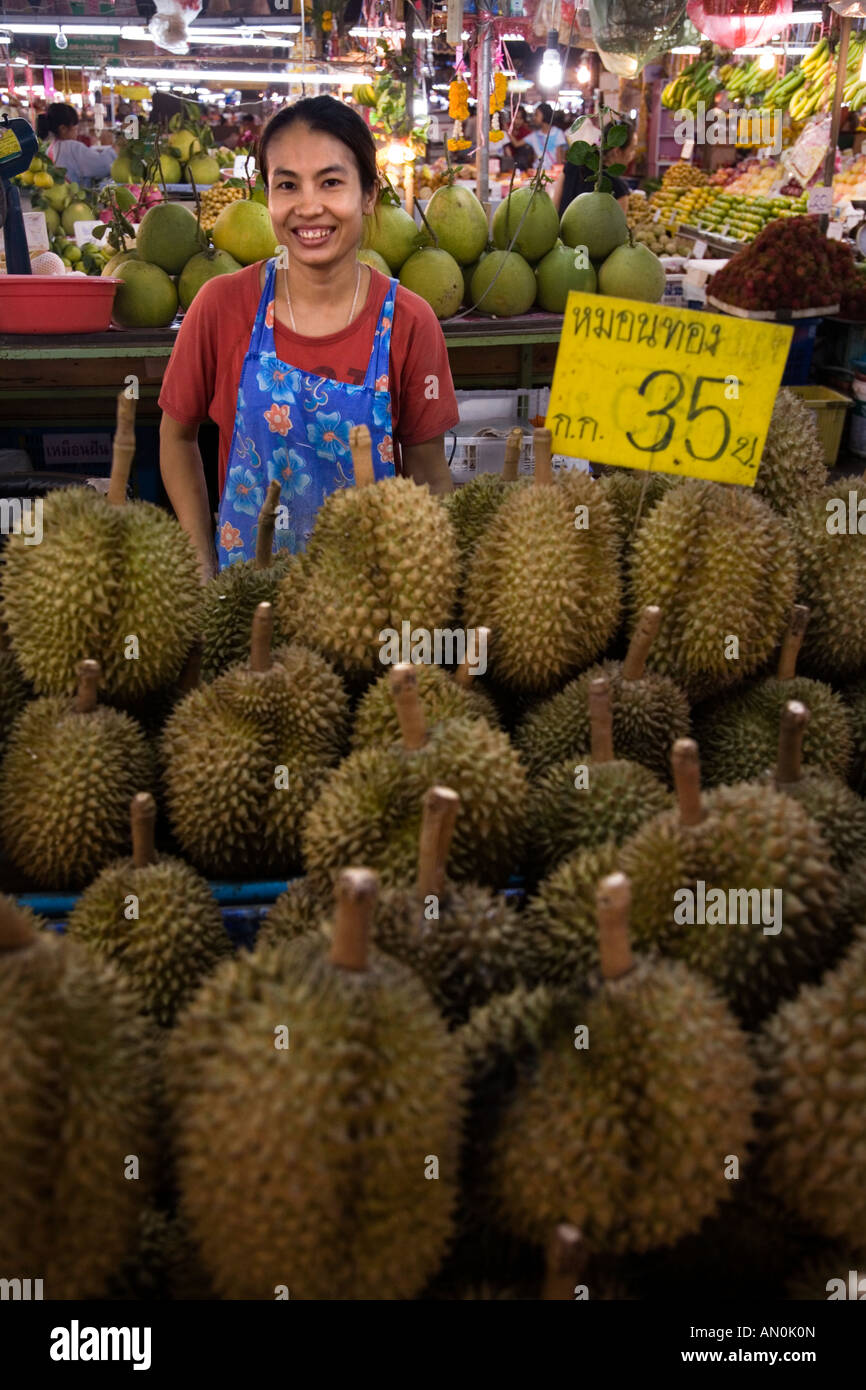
[551,120,633,214]
[509,102,568,172]
[36,103,117,184]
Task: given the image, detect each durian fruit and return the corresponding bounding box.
[167,868,464,1299]
[274,424,458,679]
[107,1203,216,1302]
[303,663,528,888]
[0,632,29,756]
[628,479,797,700]
[0,393,201,699]
[758,929,866,1248]
[160,603,349,877]
[695,604,853,787]
[0,659,155,888]
[787,479,866,681]
[201,479,297,680]
[770,700,866,874]
[596,469,678,566]
[491,872,757,1255]
[528,673,671,877]
[445,427,528,580]
[67,793,230,1026]
[259,872,328,947]
[0,893,155,1299]
[525,740,840,1023]
[841,674,866,795]
[752,387,828,515]
[514,606,690,783]
[351,638,500,751]
[464,428,622,694]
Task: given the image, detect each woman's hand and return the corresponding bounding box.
[402,436,453,494]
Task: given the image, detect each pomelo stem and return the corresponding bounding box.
[542,1224,587,1301]
[622,606,662,681]
[775,700,809,788]
[75,659,100,714]
[349,424,375,488]
[249,601,273,673]
[389,664,428,750]
[130,792,157,869]
[454,627,490,688]
[416,786,460,901]
[533,427,553,486]
[776,604,810,681]
[330,868,378,971]
[598,872,634,981]
[254,479,282,571]
[502,427,523,482]
[589,675,614,764]
[672,738,704,826]
[107,391,137,506]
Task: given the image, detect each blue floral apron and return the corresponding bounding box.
[217,256,397,566]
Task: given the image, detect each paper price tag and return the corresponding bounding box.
[233,154,256,179]
[680,139,695,161]
[652,209,662,222]
[73,219,106,246]
[547,292,792,487]
[693,239,708,259]
[827,222,844,240]
[807,185,833,215]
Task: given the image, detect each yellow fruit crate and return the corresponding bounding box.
[789,385,851,466]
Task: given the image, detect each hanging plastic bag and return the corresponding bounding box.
[589,0,691,78]
[148,0,203,55]
[686,0,792,50]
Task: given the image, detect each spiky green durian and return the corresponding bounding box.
[166,871,464,1300]
[161,611,349,878]
[107,1204,216,1301]
[758,930,866,1247]
[695,676,852,787]
[596,469,678,564]
[464,459,622,694]
[840,674,866,796]
[753,388,828,515]
[530,755,670,878]
[445,472,530,577]
[628,481,797,700]
[492,874,757,1255]
[0,662,154,889]
[0,895,155,1299]
[274,461,458,677]
[522,841,621,987]
[67,794,230,1026]
[0,485,201,700]
[0,646,29,755]
[788,481,866,680]
[777,768,866,874]
[352,661,500,751]
[259,874,329,947]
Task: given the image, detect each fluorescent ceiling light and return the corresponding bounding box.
[109,66,347,84]
[120,26,299,42]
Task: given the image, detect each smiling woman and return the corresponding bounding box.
[158,96,459,579]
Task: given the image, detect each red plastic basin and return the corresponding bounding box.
[0,274,120,334]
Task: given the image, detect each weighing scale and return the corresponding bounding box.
[0,115,38,275]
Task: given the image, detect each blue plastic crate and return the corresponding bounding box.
[781,319,819,387]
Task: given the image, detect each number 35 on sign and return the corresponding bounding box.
[546,293,793,487]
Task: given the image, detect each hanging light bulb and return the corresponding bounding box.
[539,31,563,91]
[576,61,592,85]
[758,48,776,71]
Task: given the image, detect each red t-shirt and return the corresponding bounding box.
[159,263,460,495]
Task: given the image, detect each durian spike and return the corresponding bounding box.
[671,738,704,827]
[0,894,36,952]
[130,792,157,870]
[776,604,811,681]
[107,391,137,506]
[349,424,375,489]
[330,867,378,971]
[75,659,100,714]
[249,602,274,674]
[502,427,523,483]
[253,480,282,572]
[542,1224,588,1301]
[589,675,615,764]
[416,786,460,901]
[454,627,491,689]
[621,605,662,681]
[775,700,810,789]
[177,641,203,695]
[388,664,428,750]
[533,427,553,486]
[597,872,634,981]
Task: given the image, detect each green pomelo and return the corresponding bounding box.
[492,186,559,263]
[560,190,628,262]
[157,153,182,184]
[423,184,489,265]
[212,200,278,265]
[598,241,666,304]
[178,249,242,310]
[111,261,179,329]
[110,155,140,185]
[102,249,139,277]
[358,248,391,275]
[399,247,463,319]
[169,129,201,161]
[136,203,205,274]
[361,202,421,272]
[470,250,537,318]
[43,206,60,234]
[535,240,598,312]
[41,183,69,211]
[186,154,221,187]
[61,201,94,235]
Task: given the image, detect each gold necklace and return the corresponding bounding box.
[284,261,362,334]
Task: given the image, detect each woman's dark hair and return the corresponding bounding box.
[36,103,78,140]
[258,95,379,196]
[536,102,553,125]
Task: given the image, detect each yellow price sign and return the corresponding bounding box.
[546,293,793,487]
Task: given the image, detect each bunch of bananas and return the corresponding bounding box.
[787,38,837,119]
[661,59,719,112]
[842,32,866,111]
[724,56,778,99]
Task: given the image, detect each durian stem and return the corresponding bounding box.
[598,872,634,981]
[622,606,662,681]
[672,738,704,826]
[533,427,553,486]
[249,602,274,674]
[177,641,203,695]
[130,792,157,868]
[775,700,809,788]
[502,427,523,483]
[454,627,490,689]
[416,786,460,901]
[589,675,615,763]
[0,895,36,951]
[542,1224,588,1301]
[254,480,282,571]
[75,659,100,714]
[776,604,811,681]
[349,424,375,489]
[388,664,428,750]
[107,391,137,506]
[330,867,378,971]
